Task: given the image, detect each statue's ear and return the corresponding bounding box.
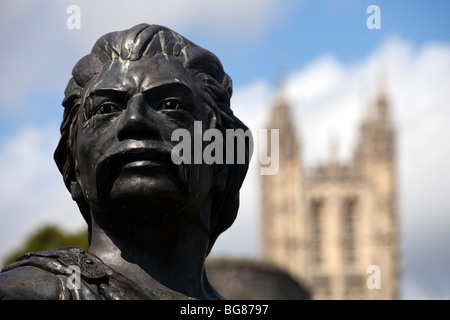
[70,158,83,201]
[70,180,83,201]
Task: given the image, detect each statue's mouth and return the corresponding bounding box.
[95,142,174,198]
[102,147,171,168]
[121,159,166,169]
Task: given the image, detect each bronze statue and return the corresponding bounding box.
[0,24,251,300]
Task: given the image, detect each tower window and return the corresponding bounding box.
[343,198,358,265]
[311,199,324,266]
[313,276,330,294]
[345,275,364,295]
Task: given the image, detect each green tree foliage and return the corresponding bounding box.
[2,225,89,266]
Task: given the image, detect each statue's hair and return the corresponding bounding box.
[54,24,250,254]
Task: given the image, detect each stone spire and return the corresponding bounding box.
[261,84,306,282]
[267,85,301,161]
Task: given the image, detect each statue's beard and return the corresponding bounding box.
[92,141,215,213]
[94,161,190,199]
[92,153,208,207]
[92,161,213,224]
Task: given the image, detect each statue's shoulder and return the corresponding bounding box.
[0,246,105,300]
[0,264,64,300]
[0,246,174,300]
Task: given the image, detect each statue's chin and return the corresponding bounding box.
[88,161,212,221]
[113,169,185,197]
[102,160,182,194]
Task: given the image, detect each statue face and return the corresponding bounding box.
[73,54,214,218]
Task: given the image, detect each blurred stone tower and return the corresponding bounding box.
[261,83,399,300]
[261,88,308,282]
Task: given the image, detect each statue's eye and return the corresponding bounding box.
[93,102,123,116]
[159,98,184,111]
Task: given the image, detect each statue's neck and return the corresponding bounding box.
[87,205,220,300]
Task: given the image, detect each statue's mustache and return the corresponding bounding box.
[94,142,190,199]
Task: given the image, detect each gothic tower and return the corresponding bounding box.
[353,86,398,299]
[260,82,399,299]
[261,88,308,282]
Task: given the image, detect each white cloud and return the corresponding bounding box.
[0,0,297,112]
[66,0,293,43]
[0,125,85,265]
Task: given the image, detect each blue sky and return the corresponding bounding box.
[2,0,450,137]
[1,0,450,299]
[213,0,450,85]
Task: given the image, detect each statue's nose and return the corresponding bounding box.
[116,94,160,141]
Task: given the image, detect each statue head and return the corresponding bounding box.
[54,23,251,255]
